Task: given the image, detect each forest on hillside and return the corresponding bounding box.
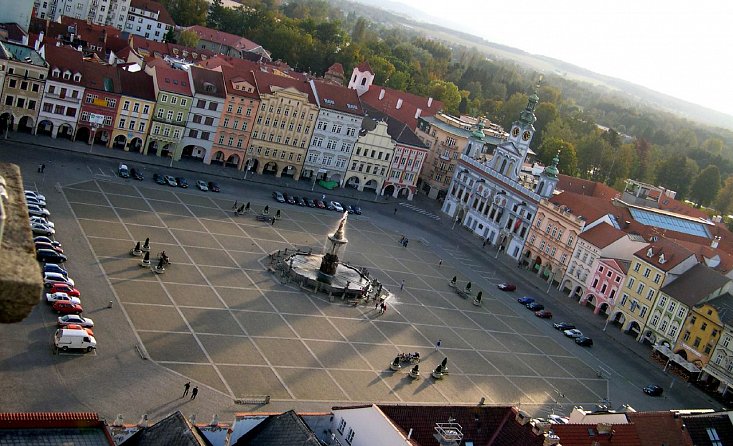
[161,0,733,217]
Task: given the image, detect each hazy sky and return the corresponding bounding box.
[394,0,733,117]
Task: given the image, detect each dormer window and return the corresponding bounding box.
[52,68,60,78]
[73,73,81,82]
[63,70,71,80]
[659,254,666,264]
[646,248,653,258]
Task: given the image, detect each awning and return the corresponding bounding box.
[653,344,701,373]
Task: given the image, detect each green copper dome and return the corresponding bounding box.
[544,151,560,179]
[470,121,485,140]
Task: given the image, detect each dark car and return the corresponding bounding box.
[176,177,189,188]
[273,191,285,203]
[575,336,593,347]
[498,282,517,292]
[553,322,576,331]
[43,264,68,277]
[283,193,296,205]
[315,199,326,209]
[296,196,306,206]
[130,168,144,181]
[643,384,663,396]
[37,249,67,263]
[208,181,220,192]
[306,198,317,208]
[526,302,544,311]
[351,205,362,215]
[535,310,553,318]
[35,242,63,254]
[517,296,535,305]
[153,173,166,185]
[346,205,355,214]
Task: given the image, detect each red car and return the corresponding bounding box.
[497,282,516,292]
[315,200,326,209]
[52,301,83,314]
[535,310,553,318]
[48,283,80,297]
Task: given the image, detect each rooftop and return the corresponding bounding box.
[186,25,263,53]
[130,0,175,25]
[153,65,192,96]
[633,238,696,272]
[0,41,47,67]
[362,105,428,148]
[0,412,114,445]
[579,222,627,248]
[660,263,730,306]
[189,66,226,98]
[310,79,363,116]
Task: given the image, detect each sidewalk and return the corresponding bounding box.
[7,132,391,205]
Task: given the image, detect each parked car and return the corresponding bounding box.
[328,201,344,212]
[196,180,208,191]
[44,272,74,287]
[164,175,177,187]
[118,164,130,178]
[45,292,81,305]
[526,302,544,311]
[208,181,220,192]
[575,336,593,347]
[52,300,83,315]
[306,198,317,208]
[54,328,96,352]
[26,196,46,207]
[517,296,535,305]
[642,384,663,396]
[31,223,55,236]
[548,415,569,424]
[273,191,286,203]
[553,322,576,331]
[35,242,63,254]
[130,168,144,181]
[43,263,68,276]
[294,196,306,206]
[153,173,167,185]
[498,282,517,292]
[58,314,94,328]
[28,205,51,217]
[47,283,79,297]
[315,200,326,209]
[535,310,553,318]
[175,177,189,188]
[37,249,67,264]
[283,193,296,205]
[34,236,60,247]
[30,216,54,228]
[25,190,46,201]
[563,329,583,338]
[345,205,355,214]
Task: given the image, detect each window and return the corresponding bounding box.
[633,262,641,272]
[133,103,139,112]
[654,273,661,284]
[119,118,126,129]
[650,315,659,326]
[701,322,707,331]
[143,105,150,114]
[171,96,177,105]
[345,428,355,445]
[123,101,130,110]
[643,268,651,278]
[683,331,690,342]
[176,112,183,122]
[337,419,346,434]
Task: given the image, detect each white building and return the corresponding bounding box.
[34,0,130,30]
[180,66,226,163]
[37,44,84,140]
[442,90,559,259]
[303,79,364,186]
[123,0,174,42]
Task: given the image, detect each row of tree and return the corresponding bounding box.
[160,0,733,216]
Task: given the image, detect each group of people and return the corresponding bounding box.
[398,235,409,248]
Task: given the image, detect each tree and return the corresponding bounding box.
[177,29,200,48]
[497,93,528,130]
[714,177,733,215]
[536,137,578,176]
[163,27,176,43]
[426,80,461,114]
[160,0,208,26]
[690,165,721,207]
[655,154,698,199]
[532,102,558,148]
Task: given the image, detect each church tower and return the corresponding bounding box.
[536,151,560,198]
[348,61,375,97]
[490,84,540,180]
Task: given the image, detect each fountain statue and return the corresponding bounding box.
[319,212,349,276]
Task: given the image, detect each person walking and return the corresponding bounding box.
[232,200,238,210]
[394,207,398,215]
[190,386,198,400]
[400,279,405,291]
[375,299,381,310]
[381,302,387,314]
[271,218,276,226]
[403,239,408,248]
[182,382,190,397]
[438,259,443,267]
[435,339,442,351]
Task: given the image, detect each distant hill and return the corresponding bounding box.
[340,0,733,131]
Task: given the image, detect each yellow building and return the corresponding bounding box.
[609,238,697,342]
[111,71,156,153]
[676,300,729,368]
[0,42,48,134]
[248,70,318,180]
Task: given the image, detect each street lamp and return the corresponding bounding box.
[243,159,253,180]
[89,123,99,153]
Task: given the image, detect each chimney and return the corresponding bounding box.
[415,108,422,119]
[712,236,721,249]
[515,410,531,426]
[543,432,561,446]
[137,414,149,428]
[396,98,403,109]
[428,97,433,107]
[596,422,613,435]
[379,89,385,100]
[407,428,413,439]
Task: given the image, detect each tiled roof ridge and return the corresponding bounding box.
[0,412,100,421]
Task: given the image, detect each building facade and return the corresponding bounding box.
[302,80,364,186]
[179,66,225,164]
[583,258,629,316]
[704,313,733,399]
[145,63,192,158]
[676,300,727,368]
[346,120,394,195]
[37,45,83,140]
[34,0,130,30]
[248,71,318,179]
[124,0,174,42]
[0,42,48,134]
[76,60,121,146]
[383,123,429,200]
[111,70,155,153]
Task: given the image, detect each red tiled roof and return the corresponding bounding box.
[252,68,316,103]
[0,23,28,43]
[327,62,344,74]
[669,238,733,275]
[130,0,175,25]
[360,85,442,131]
[80,60,121,93]
[43,43,84,85]
[579,222,627,248]
[0,412,101,428]
[355,61,373,74]
[219,66,259,100]
[628,412,693,446]
[551,423,642,446]
[557,175,620,200]
[153,65,192,96]
[189,65,226,98]
[119,69,156,101]
[311,80,363,115]
[549,192,615,225]
[130,36,216,63]
[186,25,262,52]
[633,237,696,272]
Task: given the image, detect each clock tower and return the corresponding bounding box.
[492,84,540,180]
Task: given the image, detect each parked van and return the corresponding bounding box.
[54,328,97,352]
[118,164,130,178]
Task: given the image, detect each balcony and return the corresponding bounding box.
[44,92,81,103]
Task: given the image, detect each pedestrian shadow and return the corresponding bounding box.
[147,397,192,416]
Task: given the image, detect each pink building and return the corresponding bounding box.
[582,258,630,315]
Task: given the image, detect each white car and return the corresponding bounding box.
[44,272,74,287]
[328,201,344,212]
[58,314,94,328]
[30,217,54,228]
[164,175,177,187]
[196,180,208,191]
[26,197,46,207]
[45,292,81,305]
[563,329,583,338]
[31,222,55,236]
[28,205,50,217]
[25,190,46,201]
